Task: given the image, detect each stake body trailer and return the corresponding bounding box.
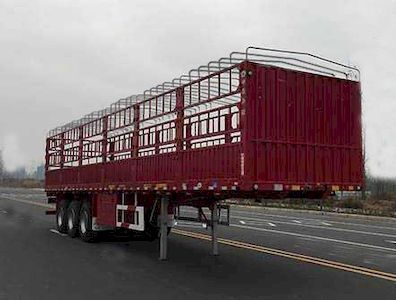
[45,47,363,258]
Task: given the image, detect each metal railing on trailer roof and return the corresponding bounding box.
[47,46,359,138]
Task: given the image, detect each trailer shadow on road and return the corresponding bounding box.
[1,196,395,299]
[84,231,395,299]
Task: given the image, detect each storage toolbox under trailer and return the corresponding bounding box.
[45,47,363,259]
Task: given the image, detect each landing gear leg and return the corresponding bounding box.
[211,205,219,256]
[159,196,169,260]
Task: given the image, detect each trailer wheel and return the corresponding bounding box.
[144,223,159,241]
[67,201,81,238]
[79,202,97,243]
[56,200,69,234]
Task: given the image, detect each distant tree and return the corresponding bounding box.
[362,123,368,200]
[33,163,45,180]
[0,149,4,181]
[366,176,396,201]
[8,167,27,179]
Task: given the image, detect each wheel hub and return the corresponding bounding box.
[68,214,73,230]
[57,213,63,227]
[80,213,87,234]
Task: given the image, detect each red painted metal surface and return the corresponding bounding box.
[45,53,363,196]
[241,62,363,192]
[96,194,117,226]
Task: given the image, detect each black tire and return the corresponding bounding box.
[144,222,172,241]
[66,201,81,238]
[144,207,172,241]
[56,200,69,234]
[79,201,98,243]
[144,222,160,241]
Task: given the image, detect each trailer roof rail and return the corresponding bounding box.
[245,46,360,79]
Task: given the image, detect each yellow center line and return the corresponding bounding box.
[3,195,396,283]
[172,228,396,283]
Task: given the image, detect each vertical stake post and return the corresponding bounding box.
[78,126,83,166]
[45,138,50,172]
[211,205,219,256]
[132,104,140,158]
[60,132,65,169]
[159,196,169,260]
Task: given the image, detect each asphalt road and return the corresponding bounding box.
[0,187,395,299]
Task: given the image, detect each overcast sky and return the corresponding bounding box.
[0,0,395,177]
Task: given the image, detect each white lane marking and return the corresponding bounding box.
[231,216,396,239]
[0,209,7,214]
[293,220,302,224]
[231,224,396,253]
[175,222,207,229]
[385,240,396,244]
[232,210,396,231]
[321,222,332,226]
[243,220,276,227]
[239,220,246,224]
[50,229,67,237]
[0,194,53,209]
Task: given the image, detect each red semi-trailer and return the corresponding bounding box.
[45,47,363,259]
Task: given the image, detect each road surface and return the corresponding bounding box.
[0,187,395,299]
